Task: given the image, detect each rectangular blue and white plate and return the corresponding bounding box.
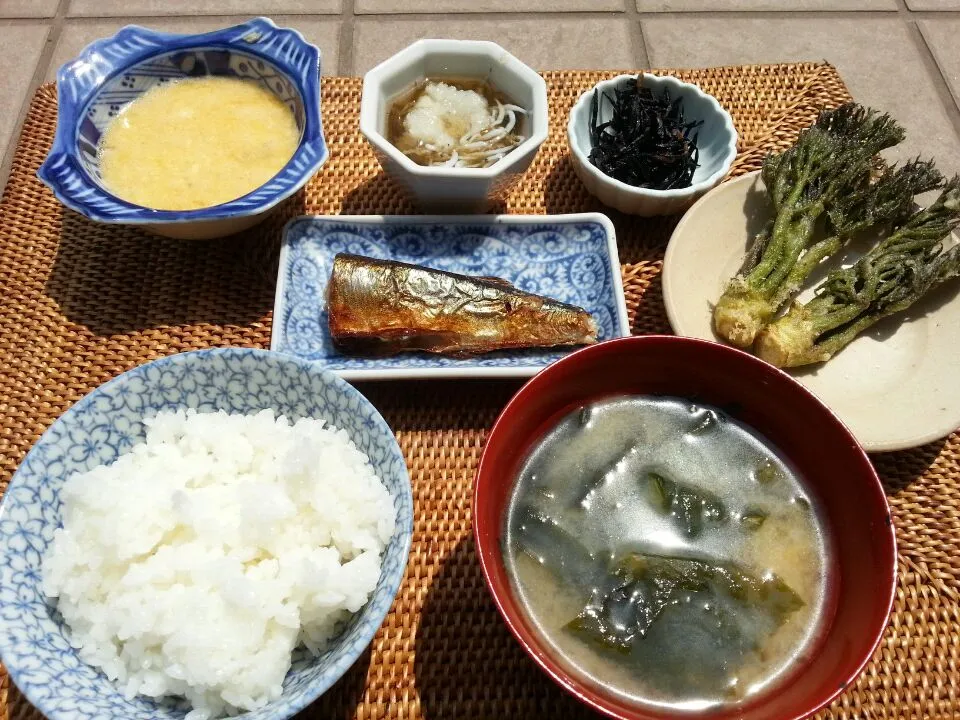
[271,213,631,380]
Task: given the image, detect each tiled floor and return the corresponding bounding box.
[2,0,960,190]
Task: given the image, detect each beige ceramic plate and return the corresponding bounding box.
[662,170,960,452]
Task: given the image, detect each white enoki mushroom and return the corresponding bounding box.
[460,104,523,146]
[426,101,527,168]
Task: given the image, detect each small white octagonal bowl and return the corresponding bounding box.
[359,39,548,213]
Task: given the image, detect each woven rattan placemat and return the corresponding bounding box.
[0,64,957,720]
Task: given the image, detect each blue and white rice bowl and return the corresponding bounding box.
[0,348,413,720]
[38,17,328,240]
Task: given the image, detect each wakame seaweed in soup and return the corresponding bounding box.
[503,396,832,710]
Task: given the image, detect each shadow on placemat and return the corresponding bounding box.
[308,648,372,719]
[359,380,523,432]
[872,437,948,495]
[43,197,303,336]
[414,536,594,719]
[541,155,686,266]
[543,156,602,216]
[340,172,510,217]
[341,173,416,216]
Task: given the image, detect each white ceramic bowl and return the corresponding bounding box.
[359,39,548,213]
[567,73,737,216]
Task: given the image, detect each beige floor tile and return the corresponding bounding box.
[47,17,341,81]
[358,0,620,12]
[0,0,58,17]
[638,0,895,8]
[69,0,341,16]
[354,17,639,74]
[643,16,960,176]
[905,0,960,8]
[0,22,48,155]
[920,19,960,108]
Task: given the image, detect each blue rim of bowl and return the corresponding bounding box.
[567,73,739,199]
[37,17,328,225]
[0,347,414,720]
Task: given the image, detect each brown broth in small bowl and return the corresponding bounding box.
[386,77,527,169]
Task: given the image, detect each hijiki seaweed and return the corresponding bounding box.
[588,76,703,190]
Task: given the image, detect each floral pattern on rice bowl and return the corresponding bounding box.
[0,348,413,720]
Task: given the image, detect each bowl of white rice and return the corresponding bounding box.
[0,348,413,720]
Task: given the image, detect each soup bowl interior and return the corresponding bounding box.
[473,335,895,720]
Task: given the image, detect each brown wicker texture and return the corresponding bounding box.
[0,64,957,720]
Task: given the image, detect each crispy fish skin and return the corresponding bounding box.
[327,253,598,356]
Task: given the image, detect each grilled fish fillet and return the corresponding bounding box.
[327,253,598,356]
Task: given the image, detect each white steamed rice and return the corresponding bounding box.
[41,408,396,720]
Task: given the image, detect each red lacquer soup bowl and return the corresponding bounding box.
[473,335,896,720]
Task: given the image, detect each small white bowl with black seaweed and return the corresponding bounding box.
[568,73,737,216]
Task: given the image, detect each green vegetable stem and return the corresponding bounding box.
[713,104,911,347]
[756,177,960,367]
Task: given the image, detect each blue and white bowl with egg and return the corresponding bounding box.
[38,17,328,240]
[0,348,413,720]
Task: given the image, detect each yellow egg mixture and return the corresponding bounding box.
[98,76,300,211]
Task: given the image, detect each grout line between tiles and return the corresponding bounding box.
[348,9,904,21]
[55,10,646,22]
[339,7,911,18]
[43,8,960,20]
[909,20,960,141]
[623,0,649,69]
[58,13,347,23]
[339,0,357,76]
[63,10,342,19]
[352,10,629,21]
[912,9,960,17]
[891,0,960,143]
[634,9,899,19]
[0,0,69,198]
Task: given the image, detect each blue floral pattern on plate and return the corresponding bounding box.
[271,214,631,379]
[0,348,413,720]
[38,17,327,225]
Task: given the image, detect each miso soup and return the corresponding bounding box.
[503,396,833,712]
